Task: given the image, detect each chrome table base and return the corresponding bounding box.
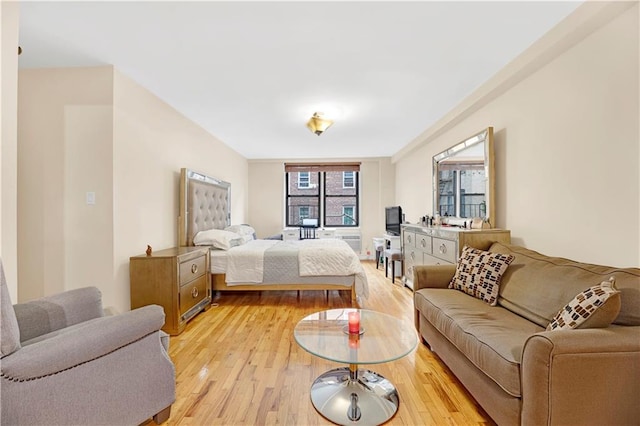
[309,366,399,425]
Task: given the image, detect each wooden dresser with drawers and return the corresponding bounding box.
[401,224,511,290]
[130,246,211,335]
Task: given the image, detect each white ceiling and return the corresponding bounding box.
[17,1,582,159]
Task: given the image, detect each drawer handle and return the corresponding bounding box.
[407,235,412,243]
[439,244,447,254]
[191,263,198,274]
[420,239,427,248]
[410,252,415,260]
[191,287,199,298]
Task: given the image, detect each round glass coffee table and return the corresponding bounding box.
[294,309,418,425]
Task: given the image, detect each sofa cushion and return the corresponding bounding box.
[449,246,514,306]
[415,288,544,397]
[547,277,621,331]
[489,243,640,327]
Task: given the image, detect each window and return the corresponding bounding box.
[285,163,360,228]
[342,206,355,225]
[324,171,358,227]
[343,171,355,188]
[286,172,320,226]
[298,172,310,189]
[299,206,310,221]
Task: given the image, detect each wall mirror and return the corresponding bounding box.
[433,127,495,226]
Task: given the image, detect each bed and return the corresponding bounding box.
[178,168,368,306]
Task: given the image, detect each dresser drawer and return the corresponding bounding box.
[423,253,453,266]
[179,254,206,286]
[179,274,208,315]
[282,229,299,241]
[403,231,416,248]
[404,248,419,284]
[317,229,336,238]
[432,237,456,263]
[416,233,432,254]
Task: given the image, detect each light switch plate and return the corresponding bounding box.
[86,192,96,205]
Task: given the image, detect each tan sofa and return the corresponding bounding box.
[414,242,640,426]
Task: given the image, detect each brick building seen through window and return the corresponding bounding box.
[286,170,359,227]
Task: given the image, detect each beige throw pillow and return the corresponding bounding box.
[449,245,515,306]
[193,229,244,250]
[546,277,620,331]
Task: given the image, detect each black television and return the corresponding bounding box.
[385,206,403,236]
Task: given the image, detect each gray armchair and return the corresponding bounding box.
[0,260,175,425]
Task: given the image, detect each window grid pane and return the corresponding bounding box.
[325,170,358,227]
[286,172,320,227]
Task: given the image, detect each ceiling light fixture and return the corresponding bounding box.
[306,112,333,136]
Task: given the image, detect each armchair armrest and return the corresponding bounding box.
[13,287,104,342]
[521,326,640,426]
[1,305,165,381]
[413,264,456,291]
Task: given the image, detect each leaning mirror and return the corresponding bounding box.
[433,127,495,227]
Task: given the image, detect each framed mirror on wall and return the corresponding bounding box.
[433,127,495,227]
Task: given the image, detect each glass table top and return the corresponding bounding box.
[294,309,418,365]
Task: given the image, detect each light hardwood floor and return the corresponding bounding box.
[156,260,494,425]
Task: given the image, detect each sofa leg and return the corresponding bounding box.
[152,406,172,424]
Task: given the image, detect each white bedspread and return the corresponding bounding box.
[225,239,278,283]
[298,239,369,299]
[223,238,369,300]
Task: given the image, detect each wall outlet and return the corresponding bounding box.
[86,192,96,205]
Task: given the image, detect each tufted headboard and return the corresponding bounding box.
[178,168,231,246]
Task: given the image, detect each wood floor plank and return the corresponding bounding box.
[146,260,494,425]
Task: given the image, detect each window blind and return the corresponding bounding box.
[284,162,361,173]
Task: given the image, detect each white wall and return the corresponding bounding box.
[111,70,248,312]
[394,3,639,267]
[1,1,20,299]
[247,157,395,258]
[18,67,114,301]
[64,105,114,303]
[18,67,248,312]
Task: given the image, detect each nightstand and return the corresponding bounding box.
[130,246,211,335]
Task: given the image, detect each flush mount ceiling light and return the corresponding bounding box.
[306,112,334,136]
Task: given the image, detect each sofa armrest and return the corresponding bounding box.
[521,326,640,426]
[13,287,104,342]
[1,305,165,381]
[413,264,456,291]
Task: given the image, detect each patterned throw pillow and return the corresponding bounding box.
[546,277,620,331]
[448,245,515,306]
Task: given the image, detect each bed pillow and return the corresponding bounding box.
[449,245,515,306]
[193,229,244,250]
[225,224,256,237]
[546,277,620,331]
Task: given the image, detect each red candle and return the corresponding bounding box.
[348,311,360,334]
[349,332,360,349]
